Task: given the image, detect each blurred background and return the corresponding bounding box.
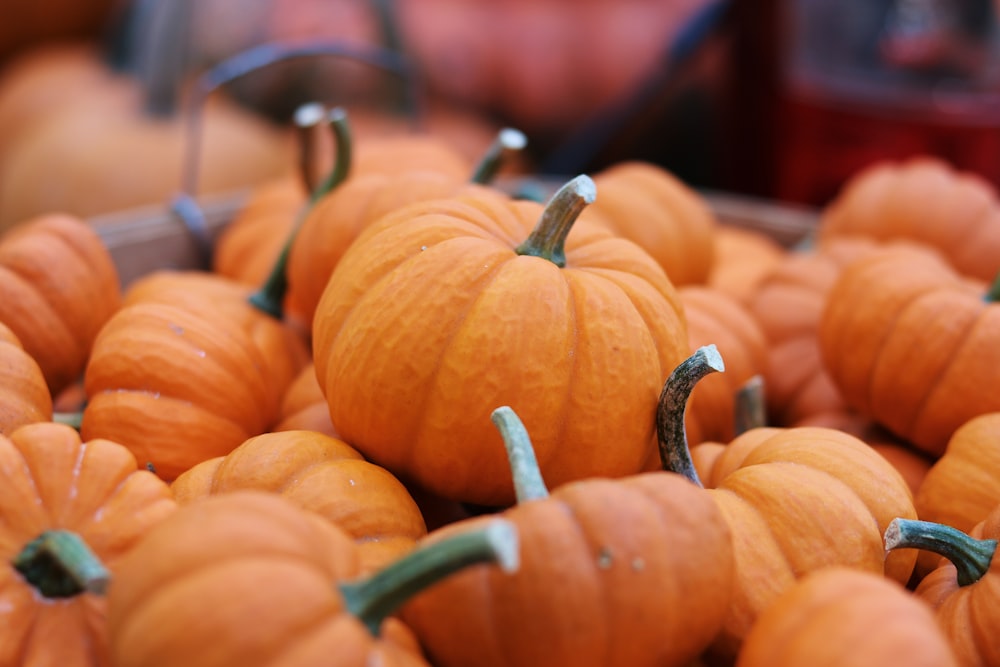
[1,0,998,217]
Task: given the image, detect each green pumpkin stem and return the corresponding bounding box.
[734,374,767,435]
[469,128,527,185]
[249,106,352,319]
[884,518,997,587]
[514,175,596,268]
[491,406,550,503]
[340,519,519,636]
[655,345,726,487]
[985,270,1000,303]
[13,530,110,598]
[52,411,84,430]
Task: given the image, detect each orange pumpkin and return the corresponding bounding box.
[657,346,919,662]
[819,155,1000,282]
[312,176,689,505]
[81,270,309,480]
[885,507,1000,666]
[273,362,338,436]
[588,160,718,286]
[746,236,880,426]
[0,421,176,666]
[735,567,958,667]
[706,224,787,304]
[913,412,1000,578]
[819,243,1000,457]
[402,406,734,667]
[0,321,51,434]
[0,213,122,394]
[677,285,768,446]
[171,429,428,572]
[107,491,517,667]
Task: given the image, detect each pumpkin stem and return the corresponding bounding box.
[884,518,996,587]
[340,519,519,636]
[985,270,1000,303]
[469,128,528,185]
[491,406,550,503]
[655,345,726,487]
[514,175,596,268]
[13,530,110,598]
[53,411,84,430]
[248,106,353,319]
[734,374,767,435]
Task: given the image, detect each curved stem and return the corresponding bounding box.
[884,518,996,587]
[470,128,527,185]
[13,530,110,597]
[249,107,353,319]
[293,102,329,195]
[734,374,767,435]
[491,406,550,503]
[655,345,726,487]
[340,519,519,636]
[514,175,596,268]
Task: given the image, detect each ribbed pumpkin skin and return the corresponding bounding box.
[81,272,309,480]
[706,225,786,305]
[736,567,958,667]
[679,285,768,445]
[0,422,176,667]
[746,237,879,426]
[819,244,1000,457]
[0,213,121,394]
[818,156,1000,282]
[914,506,1000,667]
[914,413,1000,577]
[273,363,337,435]
[313,191,689,506]
[0,321,51,434]
[402,472,734,667]
[589,161,717,286]
[695,426,918,660]
[171,429,427,572]
[107,492,428,667]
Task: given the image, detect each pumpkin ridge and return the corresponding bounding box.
[884,289,984,438]
[0,267,80,368]
[537,271,581,473]
[397,245,512,473]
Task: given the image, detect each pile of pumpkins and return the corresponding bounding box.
[1,102,999,667]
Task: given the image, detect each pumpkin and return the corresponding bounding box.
[285,125,526,328]
[312,176,689,505]
[746,236,880,426]
[402,406,734,667]
[171,429,428,572]
[0,213,122,394]
[735,567,958,667]
[677,285,768,446]
[588,160,718,286]
[0,421,176,666]
[913,412,1000,578]
[818,243,1000,457]
[818,155,1000,282]
[885,506,1000,666]
[0,321,52,434]
[706,224,786,304]
[273,362,338,436]
[107,490,518,667]
[657,345,919,662]
[81,270,309,480]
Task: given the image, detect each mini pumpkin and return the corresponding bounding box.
[736,567,958,667]
[0,421,176,666]
[657,346,919,662]
[171,429,428,572]
[0,321,51,434]
[819,243,1000,456]
[706,224,786,304]
[107,491,518,667]
[402,406,734,667]
[0,213,122,394]
[312,176,689,505]
[885,506,1000,666]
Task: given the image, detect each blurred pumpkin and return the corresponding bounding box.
[0,322,52,434]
